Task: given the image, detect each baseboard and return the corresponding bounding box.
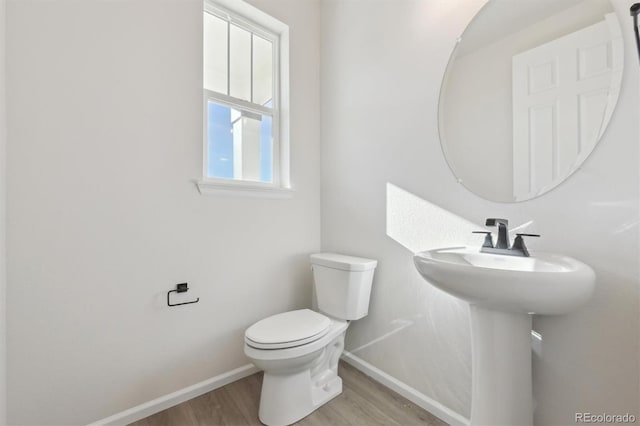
[89,352,468,425]
[87,364,259,426]
[341,351,470,426]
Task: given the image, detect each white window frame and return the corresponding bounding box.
[197,0,291,198]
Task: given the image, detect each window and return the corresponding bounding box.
[199,0,291,197]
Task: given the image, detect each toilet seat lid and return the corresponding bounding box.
[245,309,331,349]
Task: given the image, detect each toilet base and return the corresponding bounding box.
[256,332,346,426]
[259,371,342,426]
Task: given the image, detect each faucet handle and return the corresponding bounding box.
[472,231,494,248]
[512,233,540,257]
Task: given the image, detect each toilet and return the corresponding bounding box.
[244,252,377,426]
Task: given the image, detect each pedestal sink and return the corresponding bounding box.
[413,247,595,426]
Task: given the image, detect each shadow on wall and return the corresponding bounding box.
[346,317,416,356]
[340,183,474,420]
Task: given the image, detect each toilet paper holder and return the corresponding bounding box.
[167,283,200,307]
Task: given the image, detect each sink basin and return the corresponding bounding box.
[413,246,595,315]
[413,246,595,425]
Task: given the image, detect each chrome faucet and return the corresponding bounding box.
[473,218,540,257]
[485,218,510,249]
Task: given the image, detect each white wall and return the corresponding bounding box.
[0,0,6,422]
[321,0,639,423]
[6,0,320,424]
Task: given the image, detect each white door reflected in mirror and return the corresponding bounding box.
[439,0,623,203]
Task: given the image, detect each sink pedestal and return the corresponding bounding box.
[413,247,595,426]
[470,306,533,426]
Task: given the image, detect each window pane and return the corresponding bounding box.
[207,101,234,179]
[203,12,228,94]
[260,115,273,182]
[252,35,273,106]
[207,101,272,183]
[229,24,251,101]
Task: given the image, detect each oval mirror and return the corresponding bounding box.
[439,0,623,202]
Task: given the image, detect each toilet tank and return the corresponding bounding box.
[310,253,377,320]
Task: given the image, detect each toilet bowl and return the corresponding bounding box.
[244,253,377,426]
[245,309,348,426]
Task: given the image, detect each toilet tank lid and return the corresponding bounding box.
[310,253,377,271]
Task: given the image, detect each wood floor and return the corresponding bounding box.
[130,361,448,426]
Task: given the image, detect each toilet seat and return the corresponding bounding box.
[245,309,331,350]
[245,318,348,363]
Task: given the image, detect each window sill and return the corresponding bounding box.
[195,179,294,199]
